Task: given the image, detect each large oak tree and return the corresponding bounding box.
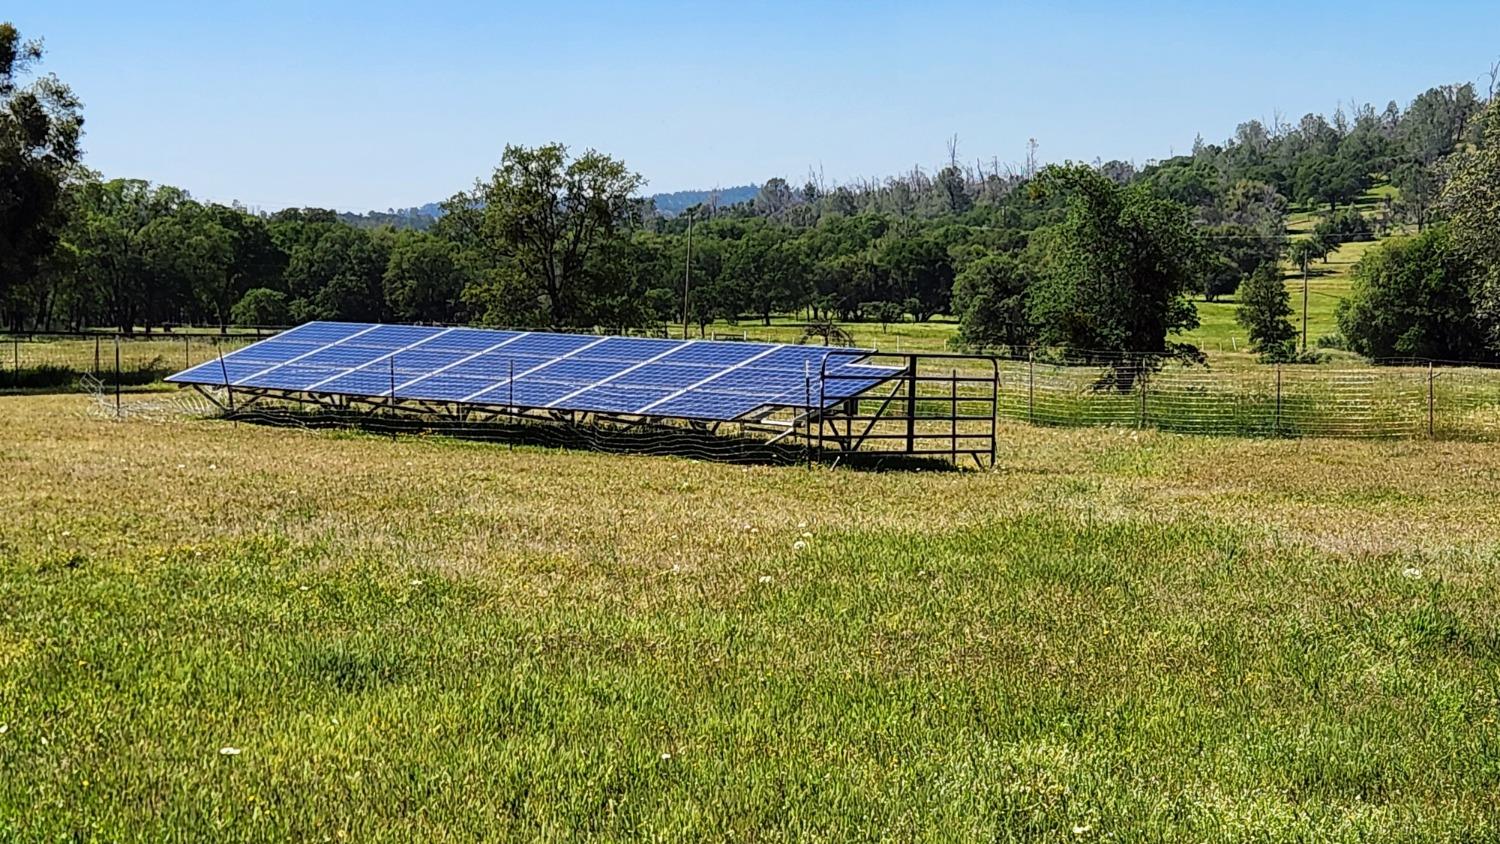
[0,23,82,329]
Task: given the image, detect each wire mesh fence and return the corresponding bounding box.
[0,333,261,390]
[18,332,1500,442]
[996,357,1500,440]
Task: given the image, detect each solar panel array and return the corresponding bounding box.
[167,322,901,422]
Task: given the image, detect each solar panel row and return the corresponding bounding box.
[167,322,901,422]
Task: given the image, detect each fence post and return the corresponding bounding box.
[905,355,918,455]
[184,335,191,371]
[11,337,18,379]
[1274,365,1282,436]
[1027,351,1035,425]
[94,336,101,374]
[802,361,812,464]
[1138,360,1148,429]
[388,355,398,440]
[217,345,235,416]
[114,335,121,418]
[1427,362,1435,439]
[950,368,958,465]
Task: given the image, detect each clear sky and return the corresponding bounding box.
[9,1,1499,212]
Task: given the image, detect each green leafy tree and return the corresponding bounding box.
[0,23,83,329]
[1024,165,1208,369]
[271,217,389,322]
[860,300,901,332]
[752,178,794,216]
[953,253,1033,351]
[231,288,290,326]
[1235,264,1296,361]
[1443,104,1500,341]
[66,179,190,332]
[461,143,642,326]
[1336,226,1487,360]
[724,227,811,325]
[1392,161,1439,231]
[878,234,953,321]
[1202,223,1283,301]
[384,231,468,323]
[311,228,390,322]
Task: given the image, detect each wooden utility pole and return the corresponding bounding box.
[682,210,693,340]
[1302,263,1309,353]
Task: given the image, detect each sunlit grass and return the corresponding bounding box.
[3,394,1500,839]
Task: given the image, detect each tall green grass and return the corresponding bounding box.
[4,517,1497,840]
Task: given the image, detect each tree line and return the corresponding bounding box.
[3,22,1498,366]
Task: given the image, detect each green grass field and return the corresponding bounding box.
[1186,185,1399,365]
[4,393,1500,840]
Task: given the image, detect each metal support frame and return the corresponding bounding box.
[175,347,1001,470]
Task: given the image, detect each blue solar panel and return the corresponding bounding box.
[166,321,902,421]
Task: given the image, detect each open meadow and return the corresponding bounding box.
[3,391,1500,840]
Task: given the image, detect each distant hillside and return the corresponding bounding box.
[345,191,757,228]
[649,185,759,217]
[338,205,441,231]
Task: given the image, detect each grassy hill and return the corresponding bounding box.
[1173,183,1401,366]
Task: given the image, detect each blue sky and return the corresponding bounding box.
[10,1,1499,211]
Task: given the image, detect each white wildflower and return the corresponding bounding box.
[409,579,424,586]
[797,521,808,529]
[660,752,671,761]
[0,724,7,734]
[1402,566,1423,579]
[793,540,807,551]
[1072,824,1092,835]
[219,746,241,756]
[800,531,813,539]
[758,575,773,584]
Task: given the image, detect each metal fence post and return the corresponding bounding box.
[94,336,101,374]
[113,335,121,418]
[905,355,918,454]
[184,335,191,371]
[217,345,235,415]
[950,368,958,464]
[1427,362,1435,439]
[1274,365,1282,436]
[1027,351,1035,425]
[1138,360,1148,429]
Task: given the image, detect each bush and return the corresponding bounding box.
[1337,226,1488,360]
[1315,208,1374,249]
